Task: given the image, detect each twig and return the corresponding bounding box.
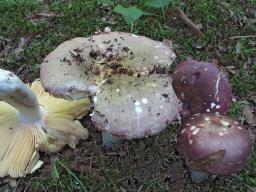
[229,35,256,40]
[175,7,203,37]
[137,185,143,192]
[244,183,256,192]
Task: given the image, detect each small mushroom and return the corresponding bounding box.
[91,74,181,148]
[0,69,90,178]
[172,60,233,118]
[40,32,180,148]
[177,113,252,183]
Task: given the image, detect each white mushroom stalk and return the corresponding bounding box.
[0,69,90,178]
[0,70,43,124]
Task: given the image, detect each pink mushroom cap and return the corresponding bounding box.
[172,60,233,116]
[177,113,252,175]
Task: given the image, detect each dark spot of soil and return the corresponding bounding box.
[122,47,130,52]
[89,49,99,59]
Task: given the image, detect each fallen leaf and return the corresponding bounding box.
[188,150,226,171]
[30,11,56,25]
[243,104,256,126]
[224,66,238,75]
[250,95,256,105]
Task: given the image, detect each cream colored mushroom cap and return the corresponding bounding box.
[40,32,176,99]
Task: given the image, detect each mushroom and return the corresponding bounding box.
[0,69,90,178]
[177,113,252,183]
[91,74,181,147]
[40,32,181,148]
[40,32,176,99]
[172,60,233,119]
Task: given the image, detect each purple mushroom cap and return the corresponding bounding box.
[172,60,233,116]
[177,113,252,175]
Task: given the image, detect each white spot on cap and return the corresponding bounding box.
[155,45,160,48]
[210,102,216,108]
[190,126,196,131]
[205,117,210,121]
[186,123,191,126]
[141,98,148,104]
[135,106,143,113]
[192,128,200,135]
[181,129,186,134]
[154,56,159,60]
[235,121,239,124]
[180,76,186,82]
[190,117,194,120]
[204,68,208,71]
[134,101,141,106]
[219,132,224,136]
[222,121,230,126]
[93,96,97,103]
[116,89,120,92]
[238,126,242,130]
[181,92,185,99]
[189,139,193,144]
[216,105,221,109]
[206,109,210,112]
[209,94,212,97]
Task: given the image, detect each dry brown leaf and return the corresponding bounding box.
[243,104,256,126]
[30,11,56,24]
[250,95,256,105]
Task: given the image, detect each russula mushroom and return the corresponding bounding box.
[40,32,176,99]
[40,32,181,148]
[91,74,181,147]
[172,60,233,119]
[0,69,90,178]
[177,113,252,183]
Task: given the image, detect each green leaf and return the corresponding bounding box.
[145,0,173,8]
[114,5,144,25]
[51,162,60,179]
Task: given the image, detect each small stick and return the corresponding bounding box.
[175,7,203,37]
[229,35,256,40]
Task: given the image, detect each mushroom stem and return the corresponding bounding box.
[189,169,209,183]
[102,132,122,149]
[0,69,43,123]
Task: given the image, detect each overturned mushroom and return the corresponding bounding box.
[172,60,233,119]
[0,69,90,178]
[177,113,252,183]
[40,32,180,148]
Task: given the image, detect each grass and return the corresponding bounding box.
[0,0,255,191]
